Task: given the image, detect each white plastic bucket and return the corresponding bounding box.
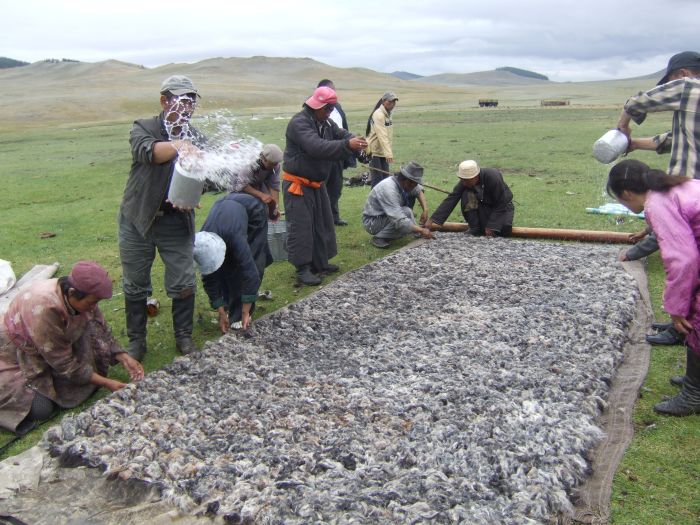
[167,161,204,208]
[593,129,629,164]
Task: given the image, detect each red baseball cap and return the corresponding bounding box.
[305,86,338,109]
[69,261,113,299]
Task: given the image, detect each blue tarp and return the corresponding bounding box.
[585,202,645,219]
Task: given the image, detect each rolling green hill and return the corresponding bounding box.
[0,56,658,129]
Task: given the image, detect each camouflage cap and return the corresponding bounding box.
[160,75,200,98]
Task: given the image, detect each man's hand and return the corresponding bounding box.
[116,353,145,381]
[241,311,251,331]
[174,140,202,160]
[418,227,434,239]
[241,303,253,331]
[104,378,127,392]
[167,201,202,212]
[218,307,230,334]
[348,137,368,151]
[629,229,648,243]
[616,110,633,142]
[671,314,693,336]
[485,228,496,237]
[617,251,630,262]
[387,157,394,164]
[419,209,429,226]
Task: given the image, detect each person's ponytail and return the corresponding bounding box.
[365,98,384,136]
[607,159,688,198]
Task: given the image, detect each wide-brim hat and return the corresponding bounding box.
[657,51,700,85]
[400,161,424,184]
[457,160,480,180]
[194,232,226,275]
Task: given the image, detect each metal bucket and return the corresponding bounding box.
[267,220,288,262]
[593,129,629,164]
[167,161,204,208]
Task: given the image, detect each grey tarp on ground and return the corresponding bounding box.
[0,248,652,524]
[569,256,652,524]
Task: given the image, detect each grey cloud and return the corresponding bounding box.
[2,0,698,82]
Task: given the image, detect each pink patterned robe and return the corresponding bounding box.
[0,278,124,432]
[645,179,700,356]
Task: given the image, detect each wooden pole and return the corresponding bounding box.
[430,222,635,244]
[368,166,451,195]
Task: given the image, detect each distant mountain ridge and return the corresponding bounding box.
[418,67,552,87]
[496,67,548,81]
[391,71,423,80]
[1,55,661,85]
[0,57,29,69]
[0,55,664,128]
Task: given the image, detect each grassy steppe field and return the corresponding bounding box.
[0,102,698,524]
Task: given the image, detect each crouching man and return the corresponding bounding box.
[425,160,514,237]
[362,161,433,248]
[194,193,272,332]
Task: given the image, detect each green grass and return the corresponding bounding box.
[0,106,697,524]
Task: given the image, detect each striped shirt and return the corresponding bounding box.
[624,77,700,178]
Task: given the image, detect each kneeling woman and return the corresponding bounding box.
[607,159,700,416]
[0,261,144,434]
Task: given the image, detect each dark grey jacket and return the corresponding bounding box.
[283,106,354,183]
[430,168,514,230]
[119,113,205,236]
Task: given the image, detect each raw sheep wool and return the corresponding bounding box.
[44,235,639,524]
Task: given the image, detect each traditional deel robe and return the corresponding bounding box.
[430,168,514,235]
[200,193,272,324]
[645,180,700,356]
[0,279,124,432]
[282,106,355,269]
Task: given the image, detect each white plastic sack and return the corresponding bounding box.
[0,259,16,295]
[0,262,59,318]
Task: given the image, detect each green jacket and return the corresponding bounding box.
[119,113,204,236]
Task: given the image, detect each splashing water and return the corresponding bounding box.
[164,95,197,141]
[165,100,263,191]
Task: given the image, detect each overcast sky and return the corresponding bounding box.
[3,0,697,82]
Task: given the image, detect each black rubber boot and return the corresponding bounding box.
[296,264,321,286]
[654,349,700,416]
[125,297,148,361]
[371,236,391,248]
[646,327,683,346]
[670,375,686,387]
[312,263,339,275]
[172,295,197,355]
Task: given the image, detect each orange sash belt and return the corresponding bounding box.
[283,171,321,196]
